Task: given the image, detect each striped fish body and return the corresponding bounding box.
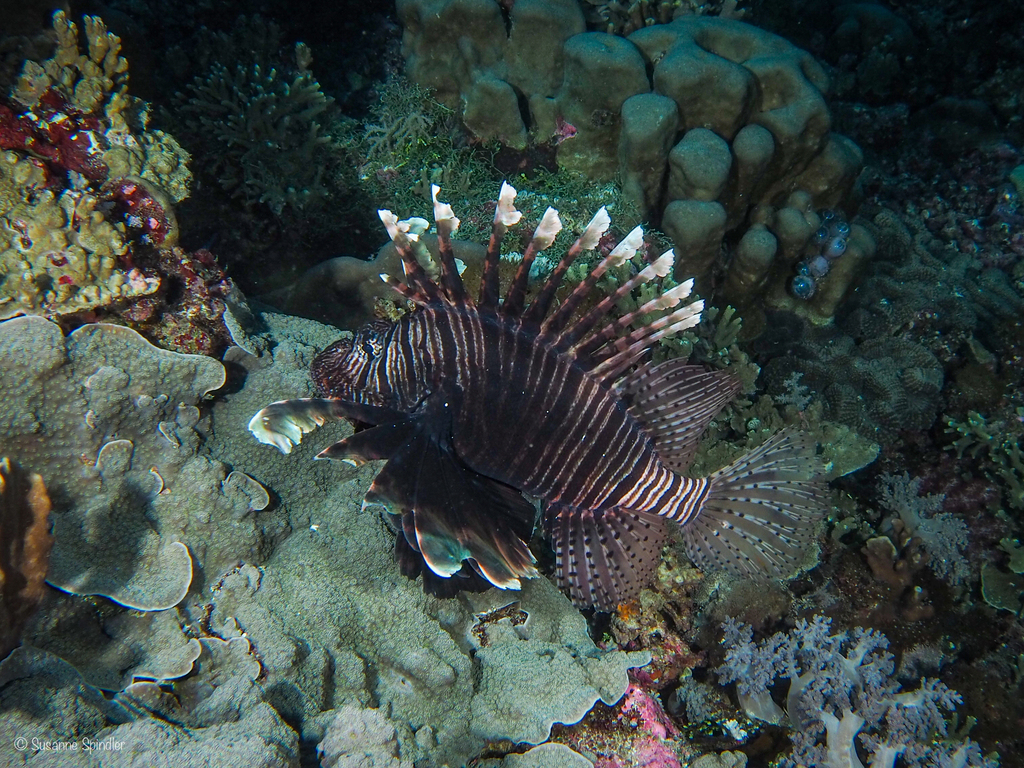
[251,183,827,610]
[404,305,696,515]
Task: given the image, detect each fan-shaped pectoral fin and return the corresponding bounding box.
[248,398,404,454]
[316,418,420,465]
[357,390,539,590]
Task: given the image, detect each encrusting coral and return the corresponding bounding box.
[0,11,197,322]
[0,315,239,610]
[0,457,53,662]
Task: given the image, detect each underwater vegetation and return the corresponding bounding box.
[0,0,1023,766]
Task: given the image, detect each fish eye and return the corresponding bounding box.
[361,340,376,356]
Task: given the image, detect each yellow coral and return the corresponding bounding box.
[0,187,158,319]
[13,11,128,117]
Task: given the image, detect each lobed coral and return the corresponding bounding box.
[397,5,873,323]
[0,165,158,319]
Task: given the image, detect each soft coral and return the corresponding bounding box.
[716,616,998,768]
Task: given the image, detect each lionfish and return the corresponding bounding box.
[249,183,826,610]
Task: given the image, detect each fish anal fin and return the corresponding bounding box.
[620,361,741,473]
[543,504,669,611]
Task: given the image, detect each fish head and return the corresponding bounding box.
[311,319,397,406]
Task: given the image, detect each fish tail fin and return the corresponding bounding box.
[678,431,827,579]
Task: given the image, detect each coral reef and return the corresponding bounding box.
[0,457,52,662]
[2,2,1023,765]
[0,308,649,767]
[0,9,218,342]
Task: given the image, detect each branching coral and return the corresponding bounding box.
[175,50,335,215]
[945,407,1024,512]
[12,11,129,122]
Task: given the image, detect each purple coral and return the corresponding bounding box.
[717,616,997,768]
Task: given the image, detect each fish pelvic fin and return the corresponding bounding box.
[672,430,828,579]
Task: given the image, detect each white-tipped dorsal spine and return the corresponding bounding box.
[578,206,611,250]
[429,185,468,302]
[481,182,522,308]
[378,209,438,299]
[495,181,523,227]
[504,206,563,316]
[541,223,645,337]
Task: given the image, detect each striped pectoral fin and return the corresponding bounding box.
[362,392,539,592]
[679,430,828,579]
[248,398,402,454]
[543,504,669,611]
